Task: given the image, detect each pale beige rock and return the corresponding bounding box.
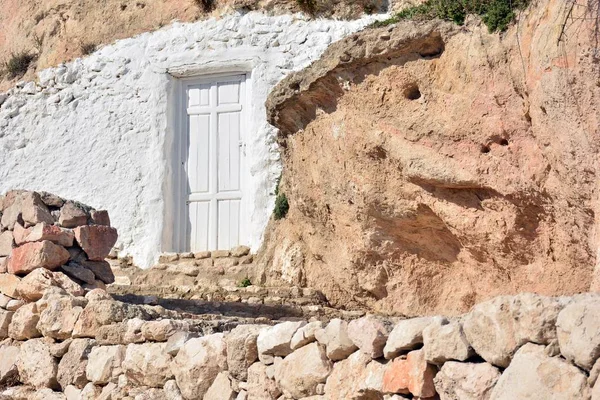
[275,342,332,398]
[257,321,306,359]
[86,345,125,384]
[592,382,600,400]
[164,379,184,400]
[8,302,41,340]
[590,358,600,388]
[226,324,266,381]
[16,338,59,389]
[49,338,73,357]
[490,343,590,400]
[64,385,82,400]
[324,350,386,399]
[37,294,86,339]
[0,273,21,298]
[16,269,84,301]
[247,362,281,400]
[383,316,443,359]
[434,361,500,400]
[58,338,96,389]
[347,315,390,358]
[141,319,190,342]
[31,388,68,400]
[0,292,11,308]
[123,343,174,387]
[205,371,236,400]
[80,382,102,399]
[0,231,13,256]
[556,297,600,370]
[20,222,75,247]
[72,299,128,338]
[290,321,323,350]
[165,330,197,356]
[193,251,211,259]
[172,333,227,399]
[0,309,13,339]
[231,245,251,257]
[423,320,473,364]
[0,343,19,385]
[463,294,563,367]
[315,318,358,361]
[212,250,230,258]
[20,192,55,227]
[6,298,24,311]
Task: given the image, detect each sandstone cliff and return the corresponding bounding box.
[261,0,600,316]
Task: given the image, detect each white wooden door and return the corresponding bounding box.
[184,75,246,252]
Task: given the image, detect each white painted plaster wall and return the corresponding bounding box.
[0,12,381,268]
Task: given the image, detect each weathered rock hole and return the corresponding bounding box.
[404,84,421,100]
[480,145,491,154]
[499,139,509,146]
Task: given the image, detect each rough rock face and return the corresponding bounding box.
[261,0,600,315]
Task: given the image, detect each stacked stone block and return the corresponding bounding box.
[0,190,117,305]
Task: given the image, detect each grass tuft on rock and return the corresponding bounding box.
[3,51,35,79]
[371,0,530,32]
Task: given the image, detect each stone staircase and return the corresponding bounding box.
[106,251,363,322]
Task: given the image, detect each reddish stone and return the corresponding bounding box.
[20,192,55,226]
[73,226,118,261]
[59,201,89,228]
[7,241,70,275]
[13,223,28,246]
[382,349,437,398]
[90,210,111,227]
[18,222,74,247]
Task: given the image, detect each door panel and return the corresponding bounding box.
[184,75,245,252]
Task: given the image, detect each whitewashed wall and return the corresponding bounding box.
[0,12,380,268]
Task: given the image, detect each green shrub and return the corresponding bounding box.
[80,42,97,56]
[297,0,317,14]
[239,277,252,288]
[4,52,35,78]
[370,0,530,32]
[274,193,289,220]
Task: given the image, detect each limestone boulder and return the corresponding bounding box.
[247,362,281,400]
[165,330,197,357]
[16,268,83,301]
[490,343,590,400]
[205,371,236,400]
[347,315,390,358]
[164,379,184,400]
[383,316,443,359]
[123,343,174,387]
[423,320,474,365]
[0,231,13,256]
[0,273,20,298]
[72,299,129,338]
[324,350,386,398]
[434,361,500,400]
[57,338,96,389]
[556,297,600,370]
[0,342,20,385]
[462,294,564,367]
[59,201,89,228]
[141,319,190,342]
[16,338,59,389]
[315,318,357,361]
[382,349,437,398]
[86,345,125,384]
[7,240,70,275]
[8,302,41,340]
[257,321,306,360]
[172,333,227,399]
[0,309,13,339]
[274,342,332,399]
[226,324,266,381]
[37,293,86,339]
[290,321,323,350]
[74,225,118,261]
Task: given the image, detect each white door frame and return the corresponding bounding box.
[173,71,252,252]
